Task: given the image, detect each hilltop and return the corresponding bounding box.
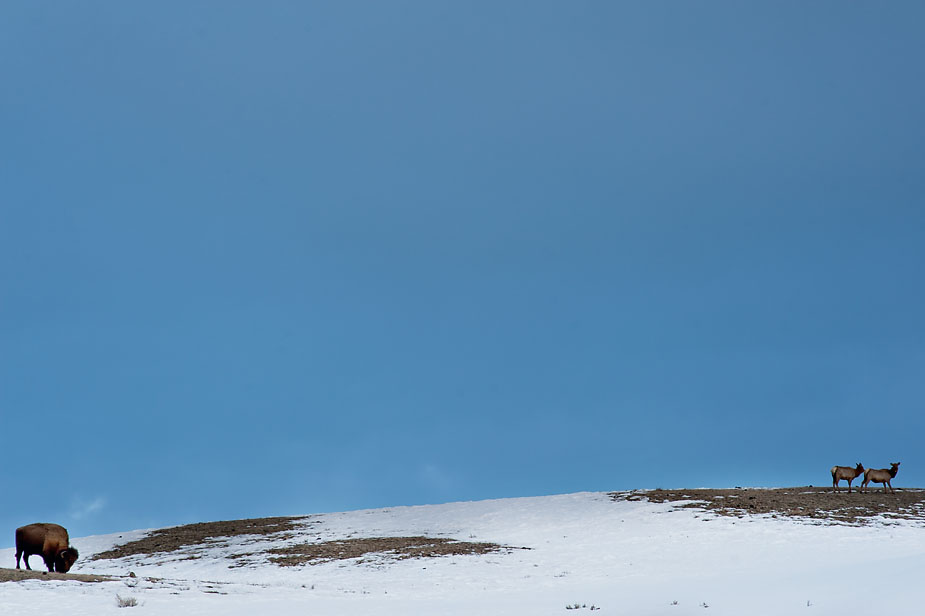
[2,489,924,615]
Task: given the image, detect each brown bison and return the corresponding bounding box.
[15,523,79,573]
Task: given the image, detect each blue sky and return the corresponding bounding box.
[2,1,924,542]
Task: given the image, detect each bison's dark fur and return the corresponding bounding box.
[15,523,79,573]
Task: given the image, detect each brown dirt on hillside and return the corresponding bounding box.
[267,536,510,567]
[0,567,113,583]
[90,516,309,561]
[89,515,515,567]
[611,487,925,524]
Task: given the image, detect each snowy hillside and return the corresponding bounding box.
[2,490,924,615]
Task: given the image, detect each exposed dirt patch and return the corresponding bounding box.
[0,567,113,583]
[267,536,512,567]
[89,516,514,568]
[611,487,925,524]
[91,516,309,561]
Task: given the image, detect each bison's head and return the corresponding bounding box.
[54,547,79,573]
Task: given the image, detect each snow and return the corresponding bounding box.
[2,491,923,615]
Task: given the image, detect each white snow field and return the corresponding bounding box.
[2,491,923,615]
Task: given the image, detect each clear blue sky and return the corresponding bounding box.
[2,1,924,542]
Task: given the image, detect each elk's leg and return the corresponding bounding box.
[847,479,852,494]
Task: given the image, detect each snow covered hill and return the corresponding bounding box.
[2,490,924,615]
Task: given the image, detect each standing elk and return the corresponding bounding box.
[861,462,901,493]
[15,523,79,573]
[831,462,865,493]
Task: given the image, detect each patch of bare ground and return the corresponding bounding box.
[89,516,517,568]
[91,516,310,561]
[0,567,113,583]
[267,536,512,567]
[611,487,925,524]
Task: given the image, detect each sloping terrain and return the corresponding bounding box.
[86,515,513,568]
[88,516,309,561]
[82,513,514,570]
[614,486,925,524]
[0,568,112,583]
[2,490,925,616]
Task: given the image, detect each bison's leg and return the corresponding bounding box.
[15,549,22,569]
[42,555,55,572]
[21,553,32,570]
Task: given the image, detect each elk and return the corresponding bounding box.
[831,462,864,493]
[861,462,901,493]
